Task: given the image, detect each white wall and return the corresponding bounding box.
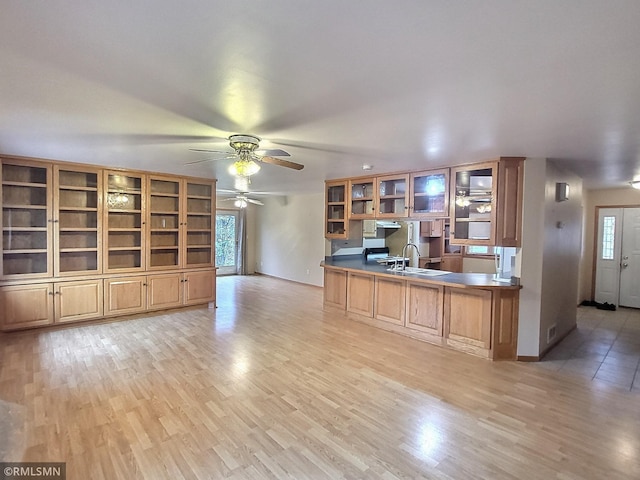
[580,187,640,301]
[517,159,583,357]
[538,162,583,353]
[517,159,546,357]
[255,193,325,286]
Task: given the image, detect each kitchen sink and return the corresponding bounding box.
[386,266,449,276]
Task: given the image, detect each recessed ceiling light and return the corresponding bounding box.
[362,164,373,171]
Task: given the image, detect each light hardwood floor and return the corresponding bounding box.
[1,275,639,479]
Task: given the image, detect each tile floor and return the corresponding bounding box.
[531,305,640,392]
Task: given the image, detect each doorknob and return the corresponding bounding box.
[623,256,629,260]
[622,262,629,268]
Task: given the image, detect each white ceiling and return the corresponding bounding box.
[2,1,640,194]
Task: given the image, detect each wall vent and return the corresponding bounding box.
[547,324,557,344]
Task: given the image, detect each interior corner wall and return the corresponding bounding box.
[579,187,640,302]
[538,161,583,354]
[517,159,546,357]
[255,193,325,286]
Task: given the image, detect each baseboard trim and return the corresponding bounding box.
[517,355,540,362]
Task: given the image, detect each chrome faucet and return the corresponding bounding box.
[401,243,421,271]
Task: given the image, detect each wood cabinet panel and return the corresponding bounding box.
[495,158,524,247]
[104,276,147,315]
[445,287,492,351]
[405,281,443,335]
[147,273,183,310]
[55,279,103,323]
[347,272,374,317]
[441,255,462,273]
[0,283,53,329]
[374,276,405,325]
[323,268,347,309]
[184,269,216,305]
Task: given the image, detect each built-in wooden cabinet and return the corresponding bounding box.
[0,279,103,328]
[374,276,405,325]
[325,181,348,239]
[405,281,443,336]
[1,160,52,279]
[419,218,462,273]
[184,181,215,267]
[346,271,375,317]
[376,174,409,218]
[323,268,347,309]
[409,169,449,218]
[450,157,524,246]
[1,156,216,331]
[348,178,376,220]
[104,171,145,272]
[55,165,102,276]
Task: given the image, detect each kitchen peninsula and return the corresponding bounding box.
[322,157,525,361]
[322,256,521,360]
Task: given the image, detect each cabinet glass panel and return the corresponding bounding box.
[349,179,375,218]
[56,167,101,274]
[453,167,493,241]
[149,178,181,269]
[105,172,143,271]
[2,163,51,277]
[411,172,447,216]
[185,181,213,267]
[326,183,347,238]
[377,175,408,217]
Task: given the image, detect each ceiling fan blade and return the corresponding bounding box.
[189,148,233,154]
[184,154,237,165]
[255,149,291,157]
[258,156,304,170]
[220,197,237,202]
[246,198,264,206]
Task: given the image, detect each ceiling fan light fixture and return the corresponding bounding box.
[228,159,261,177]
[234,198,248,208]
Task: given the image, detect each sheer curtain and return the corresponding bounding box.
[235,208,247,275]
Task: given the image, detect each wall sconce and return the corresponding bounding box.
[630,180,640,189]
[555,182,569,202]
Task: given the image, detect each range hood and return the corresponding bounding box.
[375,220,401,229]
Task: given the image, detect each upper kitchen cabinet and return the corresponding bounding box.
[325,180,348,239]
[409,169,449,219]
[1,159,53,279]
[104,171,145,272]
[450,157,524,246]
[348,177,376,219]
[376,174,409,218]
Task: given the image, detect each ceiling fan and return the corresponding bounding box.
[219,191,265,208]
[187,134,304,176]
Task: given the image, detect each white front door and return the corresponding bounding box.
[619,208,640,308]
[594,208,622,305]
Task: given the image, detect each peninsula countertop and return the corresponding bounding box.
[321,255,522,290]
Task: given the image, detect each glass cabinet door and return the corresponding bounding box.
[348,178,375,219]
[376,174,409,218]
[55,166,101,275]
[325,181,348,238]
[409,169,449,218]
[104,171,145,271]
[184,181,214,267]
[1,161,52,278]
[148,176,181,269]
[450,162,497,245]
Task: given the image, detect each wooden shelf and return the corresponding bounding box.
[58,206,98,212]
[3,248,48,254]
[60,247,99,253]
[3,204,47,210]
[59,227,98,232]
[2,181,46,188]
[59,185,98,192]
[3,227,48,232]
[454,218,491,223]
[108,247,142,252]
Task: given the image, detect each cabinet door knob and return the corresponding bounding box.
[48,291,54,296]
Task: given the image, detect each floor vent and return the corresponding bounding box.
[547,324,557,344]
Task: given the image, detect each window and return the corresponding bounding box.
[601,216,615,260]
[465,245,499,256]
